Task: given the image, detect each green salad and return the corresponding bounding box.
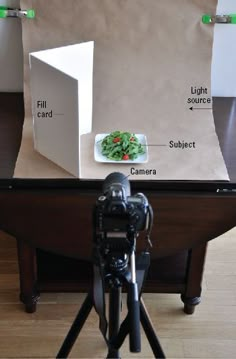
[101,131,145,161]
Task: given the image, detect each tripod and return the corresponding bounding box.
[56,251,165,358]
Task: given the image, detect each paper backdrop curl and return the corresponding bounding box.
[15,0,229,180]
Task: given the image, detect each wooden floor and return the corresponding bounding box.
[0,230,236,358]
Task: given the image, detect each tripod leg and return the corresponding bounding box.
[107,286,121,359]
[140,298,166,359]
[57,292,94,358]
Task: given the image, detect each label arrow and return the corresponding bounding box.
[189,106,212,111]
[141,144,167,147]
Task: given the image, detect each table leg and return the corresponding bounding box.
[17,240,40,313]
[181,243,208,314]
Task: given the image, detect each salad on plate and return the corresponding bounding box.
[101,131,145,161]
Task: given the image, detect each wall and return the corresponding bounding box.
[0,0,235,95]
[0,0,23,91]
[212,0,236,96]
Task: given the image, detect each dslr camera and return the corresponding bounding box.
[93,172,152,272]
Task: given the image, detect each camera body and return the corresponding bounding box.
[95,186,149,233]
[94,178,150,272]
[93,173,151,269]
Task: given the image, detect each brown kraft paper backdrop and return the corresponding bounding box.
[15,0,229,181]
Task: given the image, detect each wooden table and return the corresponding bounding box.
[0,94,236,315]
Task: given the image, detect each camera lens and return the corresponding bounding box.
[103,172,131,197]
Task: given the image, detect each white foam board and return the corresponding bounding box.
[29,42,94,177]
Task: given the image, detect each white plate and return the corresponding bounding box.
[94,133,148,163]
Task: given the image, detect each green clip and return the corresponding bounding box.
[0,6,35,19]
[202,14,212,24]
[230,14,236,24]
[26,9,35,19]
[202,14,236,24]
[0,6,7,18]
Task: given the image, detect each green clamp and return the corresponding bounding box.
[202,14,236,24]
[0,5,7,18]
[0,6,35,19]
[25,9,35,19]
